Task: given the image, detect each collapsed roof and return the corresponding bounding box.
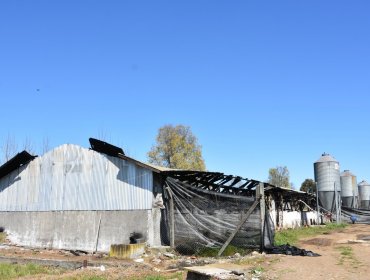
[0,151,37,180]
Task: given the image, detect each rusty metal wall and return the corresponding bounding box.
[0,144,153,211]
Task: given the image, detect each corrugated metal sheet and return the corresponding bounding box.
[0,144,153,211]
[358,180,370,208]
[340,170,356,198]
[314,154,341,192]
[314,153,341,211]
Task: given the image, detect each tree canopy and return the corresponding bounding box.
[300,179,316,194]
[268,166,291,189]
[147,124,206,171]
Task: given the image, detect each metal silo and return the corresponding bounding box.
[340,170,358,208]
[314,153,341,213]
[358,180,370,209]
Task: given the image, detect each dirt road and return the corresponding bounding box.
[262,224,370,280]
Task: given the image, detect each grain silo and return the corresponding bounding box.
[340,170,358,208]
[358,180,370,209]
[314,153,341,213]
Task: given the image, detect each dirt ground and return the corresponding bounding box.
[1,224,370,279]
[182,223,370,279]
[263,224,370,280]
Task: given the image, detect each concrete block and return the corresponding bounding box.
[110,243,146,259]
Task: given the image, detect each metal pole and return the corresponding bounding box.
[316,182,319,225]
[338,189,342,223]
[334,182,339,224]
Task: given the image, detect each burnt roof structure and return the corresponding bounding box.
[162,170,265,197]
[0,151,37,180]
[89,138,125,157]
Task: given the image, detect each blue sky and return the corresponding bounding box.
[1,1,369,188]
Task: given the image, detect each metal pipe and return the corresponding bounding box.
[316,182,319,225]
[334,182,339,223]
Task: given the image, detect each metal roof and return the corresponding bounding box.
[359,180,370,187]
[315,153,338,163]
[0,144,154,211]
[341,170,355,177]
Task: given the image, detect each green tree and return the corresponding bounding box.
[268,166,291,189]
[300,179,316,194]
[148,124,206,171]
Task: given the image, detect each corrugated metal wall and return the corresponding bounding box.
[0,144,153,211]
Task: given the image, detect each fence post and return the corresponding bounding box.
[256,182,265,252]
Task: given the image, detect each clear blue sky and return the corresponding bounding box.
[1,1,369,188]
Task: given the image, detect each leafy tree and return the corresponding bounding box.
[268,166,291,189]
[300,179,316,194]
[148,124,206,171]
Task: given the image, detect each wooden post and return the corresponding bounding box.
[256,182,265,252]
[280,196,284,228]
[93,214,102,254]
[166,186,175,248]
[217,199,260,256]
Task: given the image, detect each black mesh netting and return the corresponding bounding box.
[161,177,275,255]
[265,244,320,257]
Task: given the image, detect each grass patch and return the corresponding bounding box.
[64,276,107,280]
[252,266,265,273]
[129,272,183,280]
[274,223,347,246]
[144,273,183,280]
[62,272,183,280]
[195,245,249,257]
[250,266,265,278]
[234,256,266,266]
[338,246,352,256]
[335,246,361,268]
[0,263,64,279]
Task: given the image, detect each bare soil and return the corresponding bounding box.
[194,224,370,279]
[262,224,370,280]
[1,224,370,279]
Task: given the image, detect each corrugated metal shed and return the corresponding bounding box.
[0,144,153,211]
